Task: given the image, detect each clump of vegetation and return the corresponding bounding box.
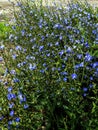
[0,0,98,129]
[0,22,11,39]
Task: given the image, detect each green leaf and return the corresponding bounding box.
[91,102,96,113]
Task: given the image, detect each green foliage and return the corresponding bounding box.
[0,0,98,129]
[0,22,11,39]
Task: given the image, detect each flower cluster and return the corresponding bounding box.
[0,0,98,129]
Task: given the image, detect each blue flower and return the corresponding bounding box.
[30,38,34,43]
[18,94,26,102]
[15,46,22,51]
[40,36,45,41]
[0,57,3,62]
[8,120,13,125]
[0,45,4,50]
[40,69,45,73]
[16,1,22,6]
[4,81,8,85]
[60,71,68,76]
[66,47,72,53]
[13,78,19,83]
[77,54,83,59]
[0,116,4,121]
[70,87,75,91]
[87,13,91,19]
[89,84,93,88]
[24,104,29,109]
[59,35,63,40]
[79,62,84,67]
[90,76,93,81]
[74,64,80,70]
[85,53,93,62]
[21,30,25,36]
[83,93,87,97]
[0,79,2,83]
[58,68,61,71]
[59,50,64,56]
[84,42,89,48]
[62,64,65,68]
[29,63,36,70]
[92,62,98,68]
[55,42,59,46]
[10,70,16,75]
[63,77,67,82]
[46,53,50,57]
[12,54,17,59]
[53,23,63,29]
[7,86,13,92]
[47,42,53,47]
[7,93,16,100]
[15,117,20,122]
[71,73,77,79]
[39,46,44,52]
[75,62,84,69]
[64,18,69,25]
[9,110,14,117]
[92,30,97,35]
[9,34,14,40]
[18,93,23,99]
[95,40,98,44]
[43,63,47,67]
[12,26,16,30]
[83,87,88,92]
[39,23,42,28]
[9,103,14,108]
[94,71,98,77]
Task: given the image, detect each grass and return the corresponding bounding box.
[0,22,11,39]
[0,22,7,38]
[0,22,10,80]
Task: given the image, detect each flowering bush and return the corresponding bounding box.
[0,0,98,129]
